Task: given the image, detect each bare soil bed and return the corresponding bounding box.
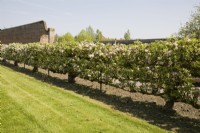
[1,61,200,133]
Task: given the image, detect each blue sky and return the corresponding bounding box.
[0,0,199,39]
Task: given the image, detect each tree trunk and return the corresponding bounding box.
[32,66,38,72]
[2,59,6,62]
[164,99,175,110]
[99,69,103,92]
[68,73,76,83]
[164,87,177,110]
[48,70,50,77]
[14,61,18,66]
[100,82,103,92]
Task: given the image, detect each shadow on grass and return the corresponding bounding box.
[1,62,200,133]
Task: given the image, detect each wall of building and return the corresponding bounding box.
[100,38,167,45]
[0,20,55,44]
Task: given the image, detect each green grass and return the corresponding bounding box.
[0,65,168,133]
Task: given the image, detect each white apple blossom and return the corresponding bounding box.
[187,38,191,42]
[89,54,94,58]
[165,50,172,56]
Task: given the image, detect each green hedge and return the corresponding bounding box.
[0,39,200,108]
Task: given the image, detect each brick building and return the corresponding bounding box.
[0,20,55,44]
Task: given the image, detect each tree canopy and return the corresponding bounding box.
[96,29,103,41]
[124,30,131,40]
[76,29,93,42]
[76,26,104,42]
[58,32,74,42]
[178,5,200,39]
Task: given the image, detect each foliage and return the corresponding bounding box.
[76,26,104,42]
[86,26,96,41]
[76,29,93,42]
[124,29,131,40]
[1,39,200,108]
[58,32,74,42]
[178,5,200,39]
[96,29,103,41]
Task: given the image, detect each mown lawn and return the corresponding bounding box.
[0,65,168,133]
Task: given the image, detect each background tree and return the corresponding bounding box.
[58,32,74,42]
[76,26,99,42]
[178,5,200,39]
[96,29,103,41]
[86,26,96,41]
[124,29,131,40]
[76,29,93,42]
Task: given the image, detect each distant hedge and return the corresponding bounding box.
[1,38,200,109]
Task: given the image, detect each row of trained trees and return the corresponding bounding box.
[0,38,199,109]
[0,4,199,111]
[57,26,131,43]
